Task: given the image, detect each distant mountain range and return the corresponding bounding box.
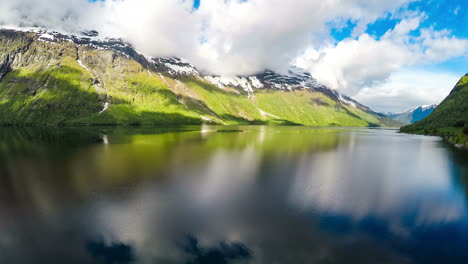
[0,28,399,127]
[384,104,438,124]
[401,74,468,145]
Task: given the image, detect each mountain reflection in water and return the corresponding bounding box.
[0,126,467,264]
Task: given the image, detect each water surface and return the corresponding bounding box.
[0,126,467,264]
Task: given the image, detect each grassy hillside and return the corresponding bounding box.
[0,29,397,127]
[401,74,468,145]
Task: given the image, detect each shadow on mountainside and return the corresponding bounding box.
[0,66,202,126]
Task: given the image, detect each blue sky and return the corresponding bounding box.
[193,0,200,9]
[360,0,466,40]
[329,0,468,77]
[410,0,468,77]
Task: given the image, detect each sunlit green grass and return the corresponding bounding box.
[401,74,468,144]
[0,36,395,127]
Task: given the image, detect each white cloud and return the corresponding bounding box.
[296,14,468,100]
[0,0,91,32]
[94,0,200,58]
[353,69,460,113]
[0,0,467,112]
[0,0,414,76]
[192,0,413,75]
[419,28,468,62]
[0,0,200,59]
[296,33,412,95]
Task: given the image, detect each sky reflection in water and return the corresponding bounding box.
[0,126,467,264]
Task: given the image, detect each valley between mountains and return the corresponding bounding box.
[401,74,468,145]
[0,29,400,127]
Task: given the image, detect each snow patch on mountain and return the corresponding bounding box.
[384,104,438,124]
[6,28,366,112]
[76,60,90,73]
[203,76,224,89]
[249,76,263,88]
[99,102,110,114]
[204,75,255,95]
[151,57,200,77]
[203,66,329,95]
[39,33,55,41]
[257,107,280,118]
[338,94,357,108]
[164,63,197,75]
[420,104,438,111]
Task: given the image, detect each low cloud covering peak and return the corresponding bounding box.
[1,0,467,112]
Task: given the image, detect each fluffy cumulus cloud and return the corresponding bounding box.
[95,0,200,58]
[0,0,414,75]
[0,0,467,111]
[353,69,461,113]
[0,0,102,34]
[0,0,200,58]
[192,0,412,75]
[296,14,468,97]
[294,12,468,110]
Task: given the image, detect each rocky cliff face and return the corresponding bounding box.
[0,28,398,127]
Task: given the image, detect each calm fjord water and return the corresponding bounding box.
[0,126,467,264]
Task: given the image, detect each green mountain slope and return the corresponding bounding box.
[0,29,399,127]
[401,74,468,145]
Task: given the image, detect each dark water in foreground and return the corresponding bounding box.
[0,126,467,264]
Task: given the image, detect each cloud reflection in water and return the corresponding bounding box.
[0,127,467,263]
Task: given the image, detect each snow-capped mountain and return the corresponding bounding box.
[0,28,398,127]
[40,31,356,92]
[151,57,201,77]
[205,67,325,92]
[22,29,363,108]
[204,68,364,108]
[385,104,438,124]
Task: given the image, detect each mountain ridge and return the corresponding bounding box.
[0,28,400,127]
[385,104,438,124]
[401,74,468,145]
